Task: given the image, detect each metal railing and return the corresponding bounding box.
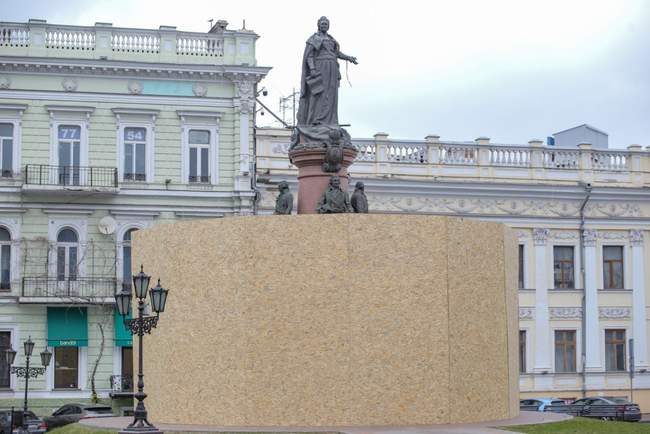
[110,374,133,392]
[22,277,118,298]
[24,165,118,188]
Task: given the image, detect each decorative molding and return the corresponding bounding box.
[550,307,583,320]
[192,82,208,97]
[582,229,598,247]
[519,307,535,320]
[61,77,78,92]
[233,79,254,113]
[550,231,579,241]
[0,76,10,89]
[630,229,644,247]
[272,142,291,154]
[0,58,271,82]
[599,307,631,319]
[598,231,629,241]
[533,228,550,246]
[357,196,643,219]
[127,81,143,95]
[176,110,222,122]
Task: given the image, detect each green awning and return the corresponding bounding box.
[114,309,132,347]
[47,307,88,347]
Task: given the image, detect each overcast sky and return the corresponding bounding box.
[4,0,650,147]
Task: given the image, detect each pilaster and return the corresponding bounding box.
[533,228,551,373]
[631,229,649,370]
[583,229,601,372]
[232,78,255,192]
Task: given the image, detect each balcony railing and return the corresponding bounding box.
[24,165,118,188]
[22,277,118,298]
[0,21,256,65]
[110,374,133,392]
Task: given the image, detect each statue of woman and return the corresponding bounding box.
[296,16,358,128]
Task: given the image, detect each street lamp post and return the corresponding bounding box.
[5,337,52,428]
[115,265,169,434]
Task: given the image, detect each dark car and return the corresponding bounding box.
[547,396,641,422]
[0,409,47,434]
[44,404,114,430]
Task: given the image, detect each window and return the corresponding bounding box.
[0,227,10,290]
[554,246,575,289]
[519,330,526,373]
[188,130,210,183]
[518,244,525,289]
[121,346,133,391]
[555,330,576,372]
[56,228,78,282]
[0,331,10,388]
[605,329,626,371]
[603,246,624,289]
[54,346,78,389]
[122,228,138,291]
[123,127,146,181]
[57,125,81,186]
[0,123,13,178]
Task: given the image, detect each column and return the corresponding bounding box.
[583,229,602,372]
[631,229,648,370]
[533,228,551,374]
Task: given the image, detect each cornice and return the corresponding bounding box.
[0,57,271,81]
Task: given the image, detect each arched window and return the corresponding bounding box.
[0,227,10,290]
[56,228,78,281]
[122,228,138,290]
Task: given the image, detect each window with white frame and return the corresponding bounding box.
[56,228,78,282]
[57,125,81,186]
[0,227,10,290]
[0,123,14,178]
[122,228,138,290]
[188,130,210,183]
[178,111,220,185]
[123,127,147,182]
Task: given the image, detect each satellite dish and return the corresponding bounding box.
[98,216,117,235]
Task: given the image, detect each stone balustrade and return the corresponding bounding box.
[0,19,257,65]
[256,128,649,187]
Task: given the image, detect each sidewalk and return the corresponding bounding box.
[81,411,571,434]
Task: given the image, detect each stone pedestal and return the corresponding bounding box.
[288,147,357,214]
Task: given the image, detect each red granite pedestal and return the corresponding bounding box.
[288,147,358,214]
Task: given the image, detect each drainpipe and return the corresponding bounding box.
[579,182,592,398]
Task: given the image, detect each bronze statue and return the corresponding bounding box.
[291,16,358,152]
[351,181,368,213]
[274,181,293,215]
[316,175,350,214]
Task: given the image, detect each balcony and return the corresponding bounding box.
[20,276,118,303]
[22,164,118,193]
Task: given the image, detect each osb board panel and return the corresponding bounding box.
[132,215,517,426]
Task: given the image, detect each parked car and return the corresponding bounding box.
[0,409,47,434]
[520,398,567,412]
[546,396,641,422]
[44,404,114,430]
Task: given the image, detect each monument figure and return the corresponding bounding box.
[274,181,293,215]
[350,181,368,213]
[291,16,358,155]
[316,176,351,214]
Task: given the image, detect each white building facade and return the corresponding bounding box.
[256,127,650,410]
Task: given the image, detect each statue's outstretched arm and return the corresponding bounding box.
[337,51,358,64]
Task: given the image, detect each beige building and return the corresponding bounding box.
[255,127,650,410]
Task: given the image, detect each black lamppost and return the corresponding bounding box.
[5,337,52,423]
[115,265,168,434]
